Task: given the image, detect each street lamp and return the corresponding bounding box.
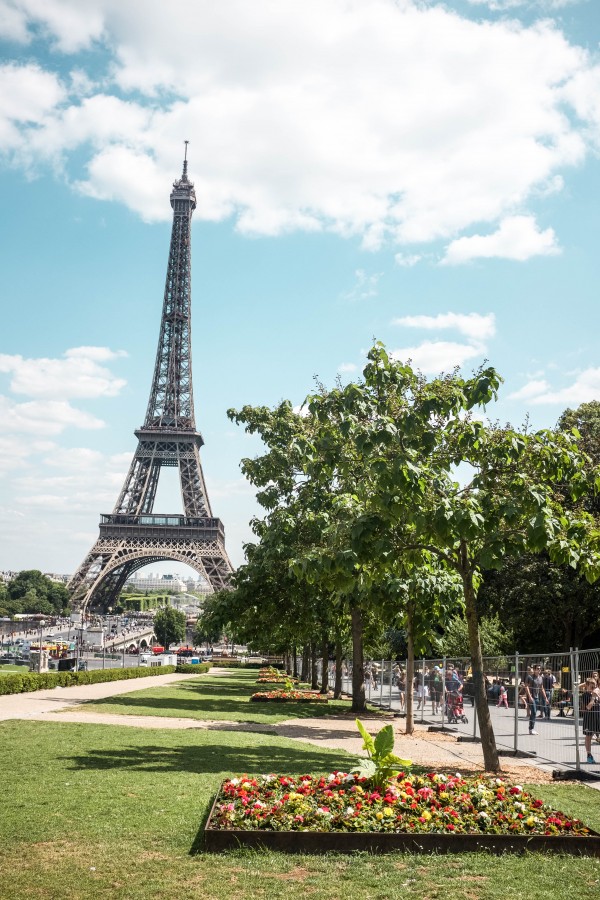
[38,619,46,674]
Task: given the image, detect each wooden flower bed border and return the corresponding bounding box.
[204,792,600,855]
[249,693,328,703]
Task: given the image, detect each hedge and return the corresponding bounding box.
[211,660,284,669]
[175,663,211,675]
[0,665,177,696]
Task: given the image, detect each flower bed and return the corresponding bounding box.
[204,771,600,855]
[256,677,299,684]
[250,690,328,703]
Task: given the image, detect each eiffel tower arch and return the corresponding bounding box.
[69,146,234,613]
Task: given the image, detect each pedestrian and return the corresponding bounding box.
[581,678,600,764]
[415,669,426,710]
[497,680,509,709]
[541,668,556,719]
[525,664,547,735]
[430,666,443,716]
[397,668,406,711]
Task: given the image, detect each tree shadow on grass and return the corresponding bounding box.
[80,684,352,722]
[62,740,358,777]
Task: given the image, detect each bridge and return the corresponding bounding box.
[104,625,156,652]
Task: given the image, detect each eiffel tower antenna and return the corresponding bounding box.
[69,150,234,612]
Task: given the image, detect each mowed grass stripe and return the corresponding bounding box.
[68,668,354,723]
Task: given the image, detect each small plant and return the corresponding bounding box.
[352,719,412,790]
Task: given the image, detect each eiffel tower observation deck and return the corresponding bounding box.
[69,145,234,612]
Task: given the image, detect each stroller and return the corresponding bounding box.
[446,689,468,724]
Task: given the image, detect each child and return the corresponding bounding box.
[497,681,509,709]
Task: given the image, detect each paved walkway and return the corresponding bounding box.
[0,672,201,720]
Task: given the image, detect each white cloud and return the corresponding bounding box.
[3,0,105,52]
[0,1,597,248]
[442,216,561,265]
[392,312,496,341]
[0,62,65,148]
[509,368,600,405]
[394,252,422,267]
[507,378,551,400]
[0,396,105,434]
[0,346,126,399]
[338,362,359,373]
[390,340,485,374]
[342,269,382,302]
[467,1,580,9]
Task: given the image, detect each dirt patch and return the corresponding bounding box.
[267,866,311,882]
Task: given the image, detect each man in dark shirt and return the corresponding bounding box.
[525,665,547,735]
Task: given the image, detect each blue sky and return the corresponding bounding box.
[0,0,599,577]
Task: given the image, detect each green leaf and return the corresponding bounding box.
[373,723,394,758]
[351,759,377,779]
[355,718,375,756]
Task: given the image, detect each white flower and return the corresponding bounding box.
[230,778,240,786]
[346,807,354,816]
[328,774,336,782]
[479,799,488,808]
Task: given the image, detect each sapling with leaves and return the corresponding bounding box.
[352,719,412,791]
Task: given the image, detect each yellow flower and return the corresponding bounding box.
[421,811,431,821]
[376,811,384,820]
[383,807,393,817]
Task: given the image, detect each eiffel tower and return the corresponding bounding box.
[69,145,234,612]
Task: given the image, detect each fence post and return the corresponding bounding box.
[514,651,519,754]
[388,660,393,710]
[441,656,446,728]
[572,648,581,772]
[420,658,424,723]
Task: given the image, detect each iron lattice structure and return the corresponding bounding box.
[69,150,234,612]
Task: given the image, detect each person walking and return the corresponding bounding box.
[581,678,600,764]
[497,680,509,709]
[541,667,556,720]
[430,666,443,716]
[525,664,546,735]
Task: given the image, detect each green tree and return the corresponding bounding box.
[284,344,600,770]
[153,607,186,649]
[440,612,513,658]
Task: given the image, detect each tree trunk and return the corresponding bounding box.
[311,642,319,690]
[292,644,298,679]
[334,636,343,699]
[301,644,309,683]
[320,633,329,694]
[462,543,501,773]
[351,605,366,712]
[405,601,415,735]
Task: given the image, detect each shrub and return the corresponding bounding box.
[0,665,177,696]
[175,663,211,674]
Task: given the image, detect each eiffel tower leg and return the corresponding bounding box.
[179,445,211,517]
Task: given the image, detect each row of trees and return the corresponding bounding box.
[196,346,600,773]
[0,570,70,618]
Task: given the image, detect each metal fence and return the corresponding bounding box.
[331,648,600,778]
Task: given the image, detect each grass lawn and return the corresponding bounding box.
[0,664,24,674]
[67,669,357,724]
[0,671,599,899]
